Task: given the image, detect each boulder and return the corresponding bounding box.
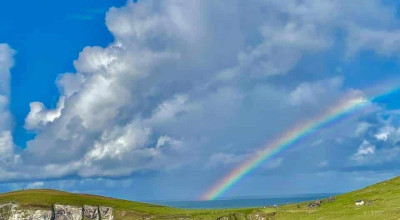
[0,203,17,220]
[0,203,52,220]
[10,209,52,220]
[98,206,113,220]
[54,204,82,220]
[83,205,99,220]
[0,203,111,220]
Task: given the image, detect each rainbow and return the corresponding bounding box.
[201,87,400,201]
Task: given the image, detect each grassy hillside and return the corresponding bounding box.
[273,175,400,219]
[0,189,260,219]
[2,176,400,219]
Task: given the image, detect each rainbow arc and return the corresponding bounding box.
[201,86,400,201]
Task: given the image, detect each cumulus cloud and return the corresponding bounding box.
[355,122,372,137]
[25,97,65,131]
[334,112,400,170]
[375,126,395,141]
[0,44,15,163]
[155,136,183,151]
[352,141,376,163]
[0,0,395,184]
[0,44,14,94]
[289,77,343,106]
[149,95,188,124]
[347,28,400,57]
[0,44,14,130]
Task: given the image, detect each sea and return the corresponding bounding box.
[154,193,337,209]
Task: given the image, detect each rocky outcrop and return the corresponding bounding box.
[82,205,98,220]
[0,203,52,220]
[10,209,52,220]
[216,211,275,220]
[98,207,113,220]
[0,203,113,220]
[54,204,82,220]
[0,203,16,220]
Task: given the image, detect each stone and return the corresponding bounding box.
[0,203,51,220]
[0,203,17,220]
[54,204,83,220]
[216,212,272,220]
[83,205,99,220]
[98,206,113,220]
[0,203,111,220]
[10,209,52,220]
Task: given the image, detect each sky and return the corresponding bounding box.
[2,0,400,202]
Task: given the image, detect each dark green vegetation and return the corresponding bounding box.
[2,176,400,219]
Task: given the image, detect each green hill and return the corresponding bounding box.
[2,176,400,219]
[272,175,400,219]
[0,189,258,219]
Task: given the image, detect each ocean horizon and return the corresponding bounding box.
[152,193,338,209]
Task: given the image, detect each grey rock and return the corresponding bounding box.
[10,209,52,220]
[216,212,272,220]
[98,206,113,220]
[0,203,17,220]
[83,205,98,220]
[0,203,112,220]
[54,204,82,220]
[0,203,51,220]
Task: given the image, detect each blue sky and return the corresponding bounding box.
[2,0,400,202]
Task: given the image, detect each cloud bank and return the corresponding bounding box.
[2,1,400,199]
[0,44,16,166]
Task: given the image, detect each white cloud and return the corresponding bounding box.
[25,97,65,131]
[26,182,44,189]
[347,28,400,57]
[289,77,343,105]
[236,21,332,77]
[0,44,14,96]
[0,44,14,131]
[0,0,399,182]
[150,95,188,124]
[56,73,84,97]
[351,141,375,163]
[156,135,183,151]
[355,122,371,137]
[0,131,14,160]
[375,126,395,141]
[0,44,15,165]
[80,120,153,177]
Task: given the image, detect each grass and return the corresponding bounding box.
[0,189,262,219]
[2,176,400,219]
[272,175,400,219]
